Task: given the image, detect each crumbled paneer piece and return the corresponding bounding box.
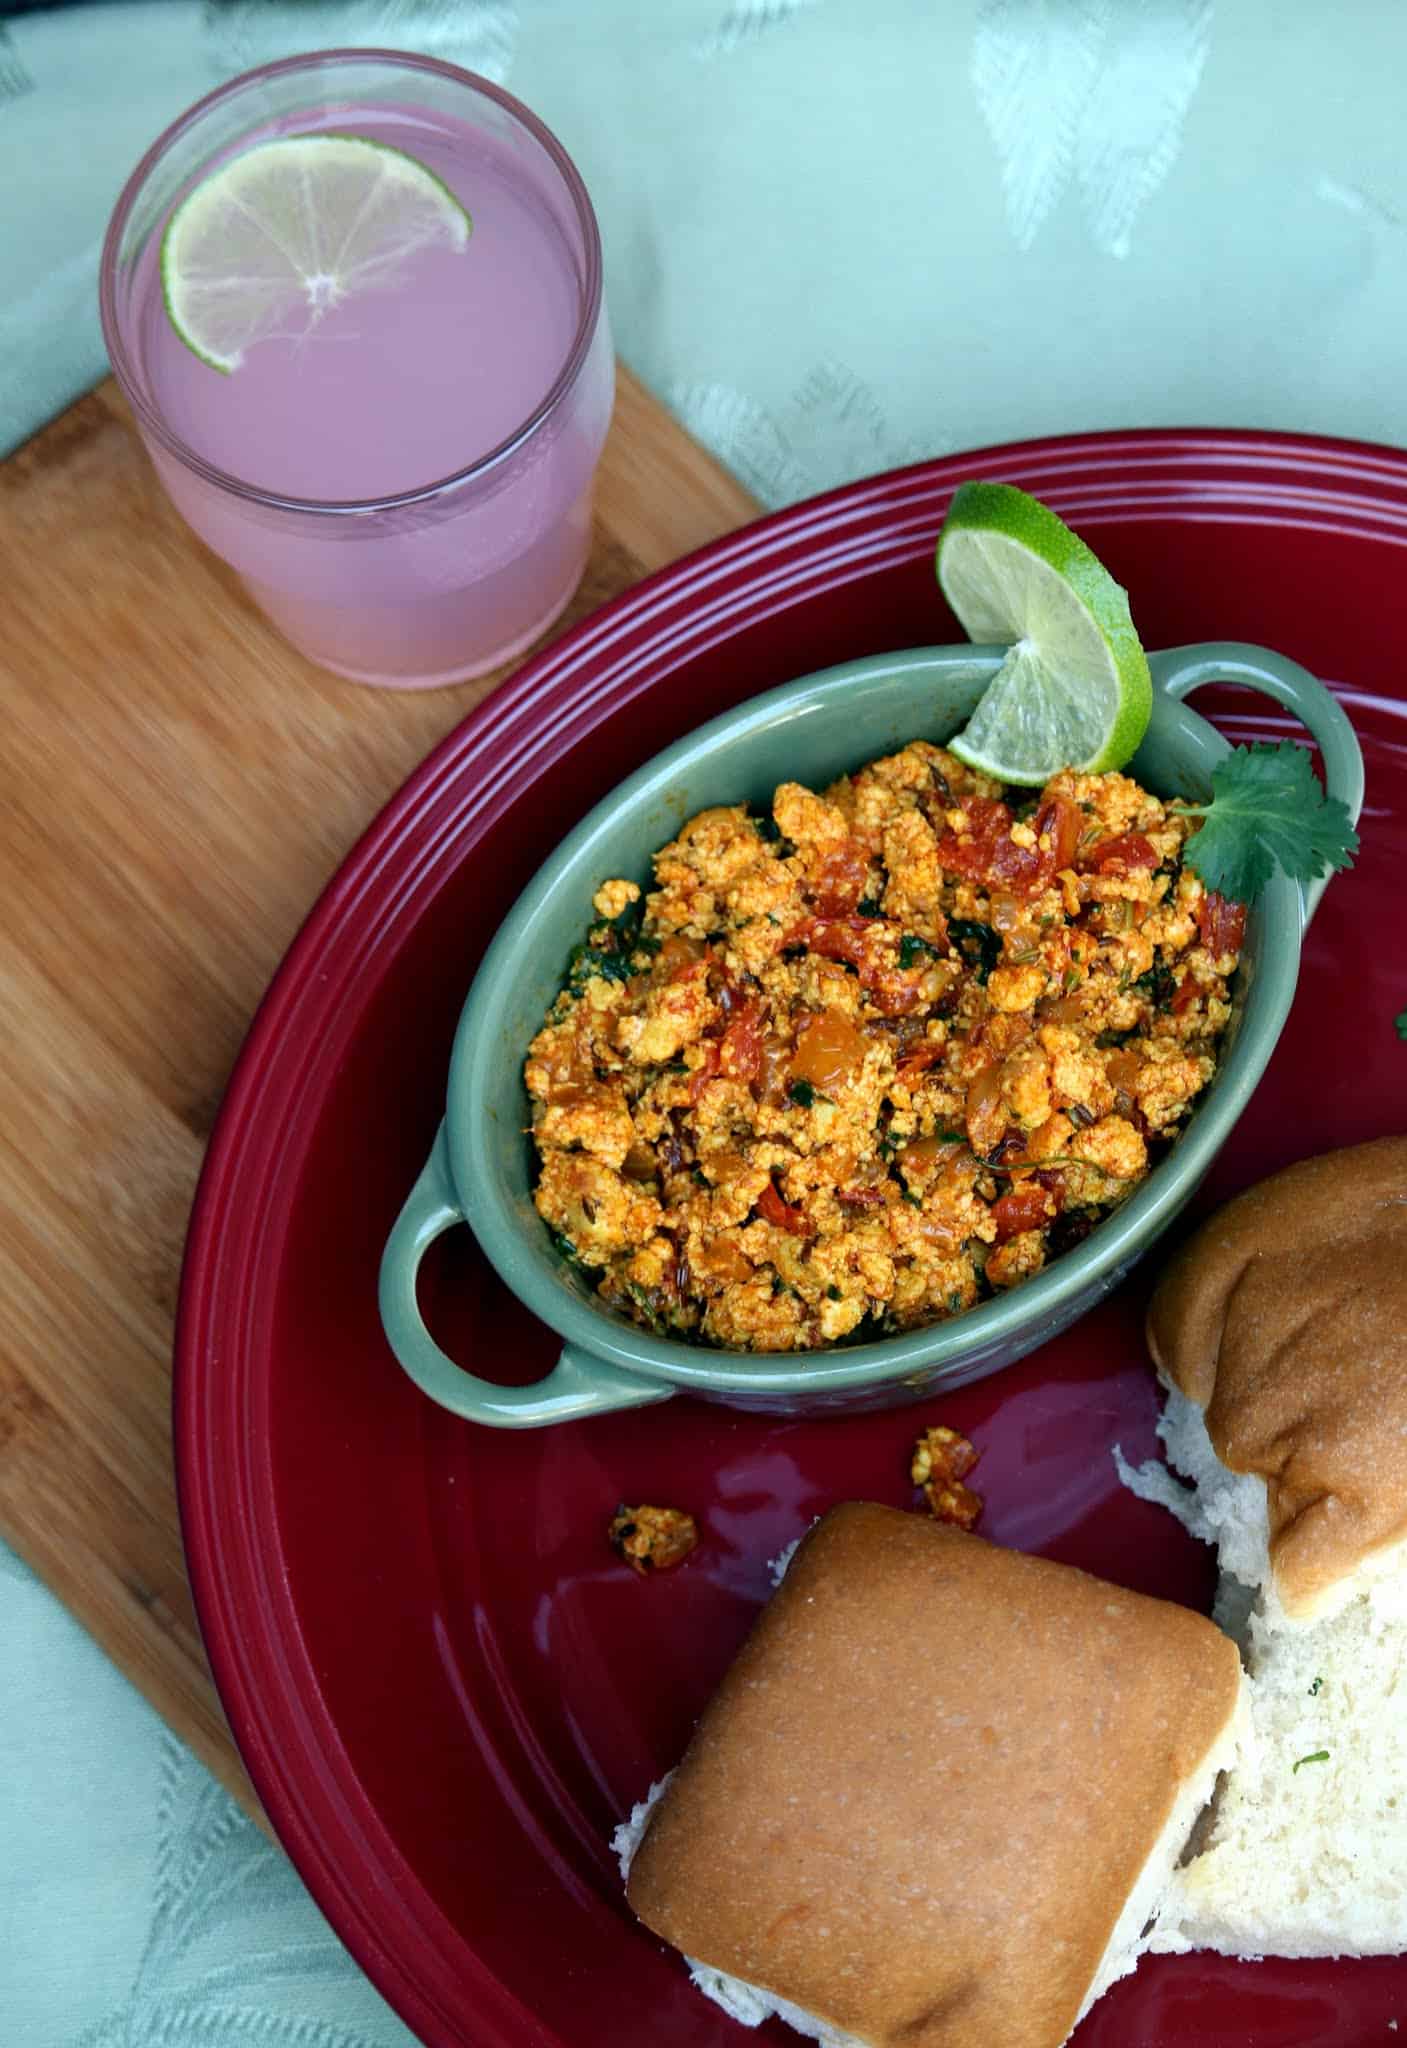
[525,746,1242,1351]
[911,1425,983,1529]
[592,878,640,921]
[608,1503,699,1575]
[985,1226,1048,1290]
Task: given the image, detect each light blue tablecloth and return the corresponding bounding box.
[7,3,1407,2040]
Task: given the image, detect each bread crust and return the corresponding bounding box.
[1146,1135,1407,1619]
[626,1502,1240,2048]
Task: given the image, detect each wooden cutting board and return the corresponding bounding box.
[0,366,757,1823]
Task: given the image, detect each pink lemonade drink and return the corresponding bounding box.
[100,53,613,687]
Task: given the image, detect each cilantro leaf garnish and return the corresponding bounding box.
[1173,741,1358,903]
[1292,1749,1330,1774]
[1396,1011,1407,1044]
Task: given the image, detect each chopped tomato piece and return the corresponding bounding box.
[809,838,872,917]
[687,1043,721,1102]
[658,935,708,980]
[719,1000,766,1088]
[1105,1047,1141,1095]
[792,1005,869,1089]
[756,1178,813,1236]
[1035,794,1083,871]
[1196,890,1246,958]
[896,1038,947,1080]
[869,972,927,1018]
[783,915,946,1015]
[936,797,1013,883]
[788,917,887,988]
[784,914,870,970]
[990,838,1054,894]
[1084,832,1158,877]
[756,1033,792,1106]
[936,795,1067,899]
[991,1178,1063,1242]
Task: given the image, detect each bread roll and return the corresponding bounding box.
[1117,1138,1407,1959]
[1144,1135,1407,1623]
[618,1502,1243,2048]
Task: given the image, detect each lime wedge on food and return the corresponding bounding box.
[161,134,471,374]
[936,481,1152,785]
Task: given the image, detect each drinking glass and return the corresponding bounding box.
[100,50,614,688]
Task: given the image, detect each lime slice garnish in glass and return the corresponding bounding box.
[160,134,472,374]
[936,481,1153,785]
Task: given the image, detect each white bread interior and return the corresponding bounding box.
[1115,1386,1271,1607]
[1155,1579,1407,1959]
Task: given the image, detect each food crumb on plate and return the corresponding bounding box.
[608,1503,699,1575]
[911,1423,983,1528]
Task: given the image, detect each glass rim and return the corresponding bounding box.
[98,47,606,517]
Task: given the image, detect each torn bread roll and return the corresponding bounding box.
[1139,1135,1407,1626]
[616,1502,1244,2048]
[1118,1137,1407,1959]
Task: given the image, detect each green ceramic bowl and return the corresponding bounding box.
[380,642,1362,1429]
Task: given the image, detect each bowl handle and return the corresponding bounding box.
[1148,642,1365,929]
[378,1124,674,1429]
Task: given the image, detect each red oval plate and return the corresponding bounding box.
[176,430,1407,2048]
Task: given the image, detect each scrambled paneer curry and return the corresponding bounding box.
[525,742,1244,1353]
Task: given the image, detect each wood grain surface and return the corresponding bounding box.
[0,365,757,1822]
